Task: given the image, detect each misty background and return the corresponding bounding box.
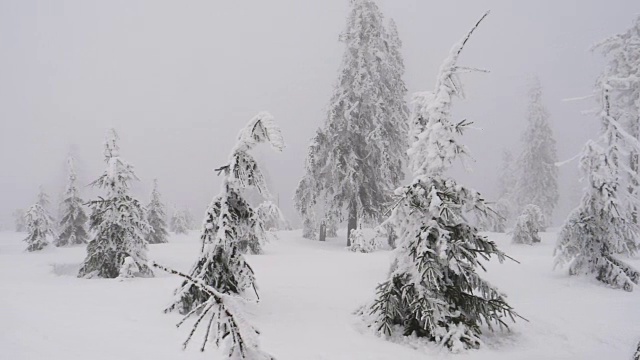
[1,0,638,229]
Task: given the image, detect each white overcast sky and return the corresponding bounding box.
[1,0,639,227]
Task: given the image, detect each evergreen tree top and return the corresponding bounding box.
[221,112,284,197]
[64,156,79,196]
[592,15,640,136]
[149,179,161,204]
[523,76,551,129]
[36,186,49,208]
[92,129,139,196]
[408,11,489,179]
[104,128,120,160]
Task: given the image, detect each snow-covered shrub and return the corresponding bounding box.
[256,200,290,231]
[301,216,317,240]
[348,228,379,253]
[158,112,282,359]
[118,256,140,279]
[365,12,521,351]
[24,203,54,252]
[56,156,89,246]
[78,129,153,279]
[512,204,544,244]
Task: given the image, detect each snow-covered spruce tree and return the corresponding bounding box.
[515,77,559,226]
[554,86,640,291]
[365,12,521,351]
[159,112,281,359]
[78,129,153,279]
[24,203,55,252]
[256,200,289,231]
[55,156,89,247]
[302,215,317,240]
[13,209,26,232]
[146,179,168,244]
[294,0,408,245]
[170,209,189,235]
[593,16,640,224]
[511,204,544,245]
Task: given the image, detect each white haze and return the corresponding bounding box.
[1,0,638,228]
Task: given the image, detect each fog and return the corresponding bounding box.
[1,0,638,228]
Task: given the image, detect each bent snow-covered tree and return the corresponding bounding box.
[511,204,544,245]
[78,129,153,279]
[515,77,559,226]
[365,12,521,351]
[160,112,282,359]
[55,156,89,246]
[554,86,640,291]
[146,179,168,244]
[24,203,54,252]
[294,0,408,245]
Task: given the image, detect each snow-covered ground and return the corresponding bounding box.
[1,229,639,360]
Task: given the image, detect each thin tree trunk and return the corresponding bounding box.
[319,221,326,242]
[347,204,357,247]
[387,226,397,249]
[631,150,639,224]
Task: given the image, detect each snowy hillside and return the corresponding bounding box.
[2,230,639,360]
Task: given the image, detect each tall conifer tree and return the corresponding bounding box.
[516,77,559,225]
[294,0,408,244]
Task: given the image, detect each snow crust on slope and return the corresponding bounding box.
[1,229,640,360]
